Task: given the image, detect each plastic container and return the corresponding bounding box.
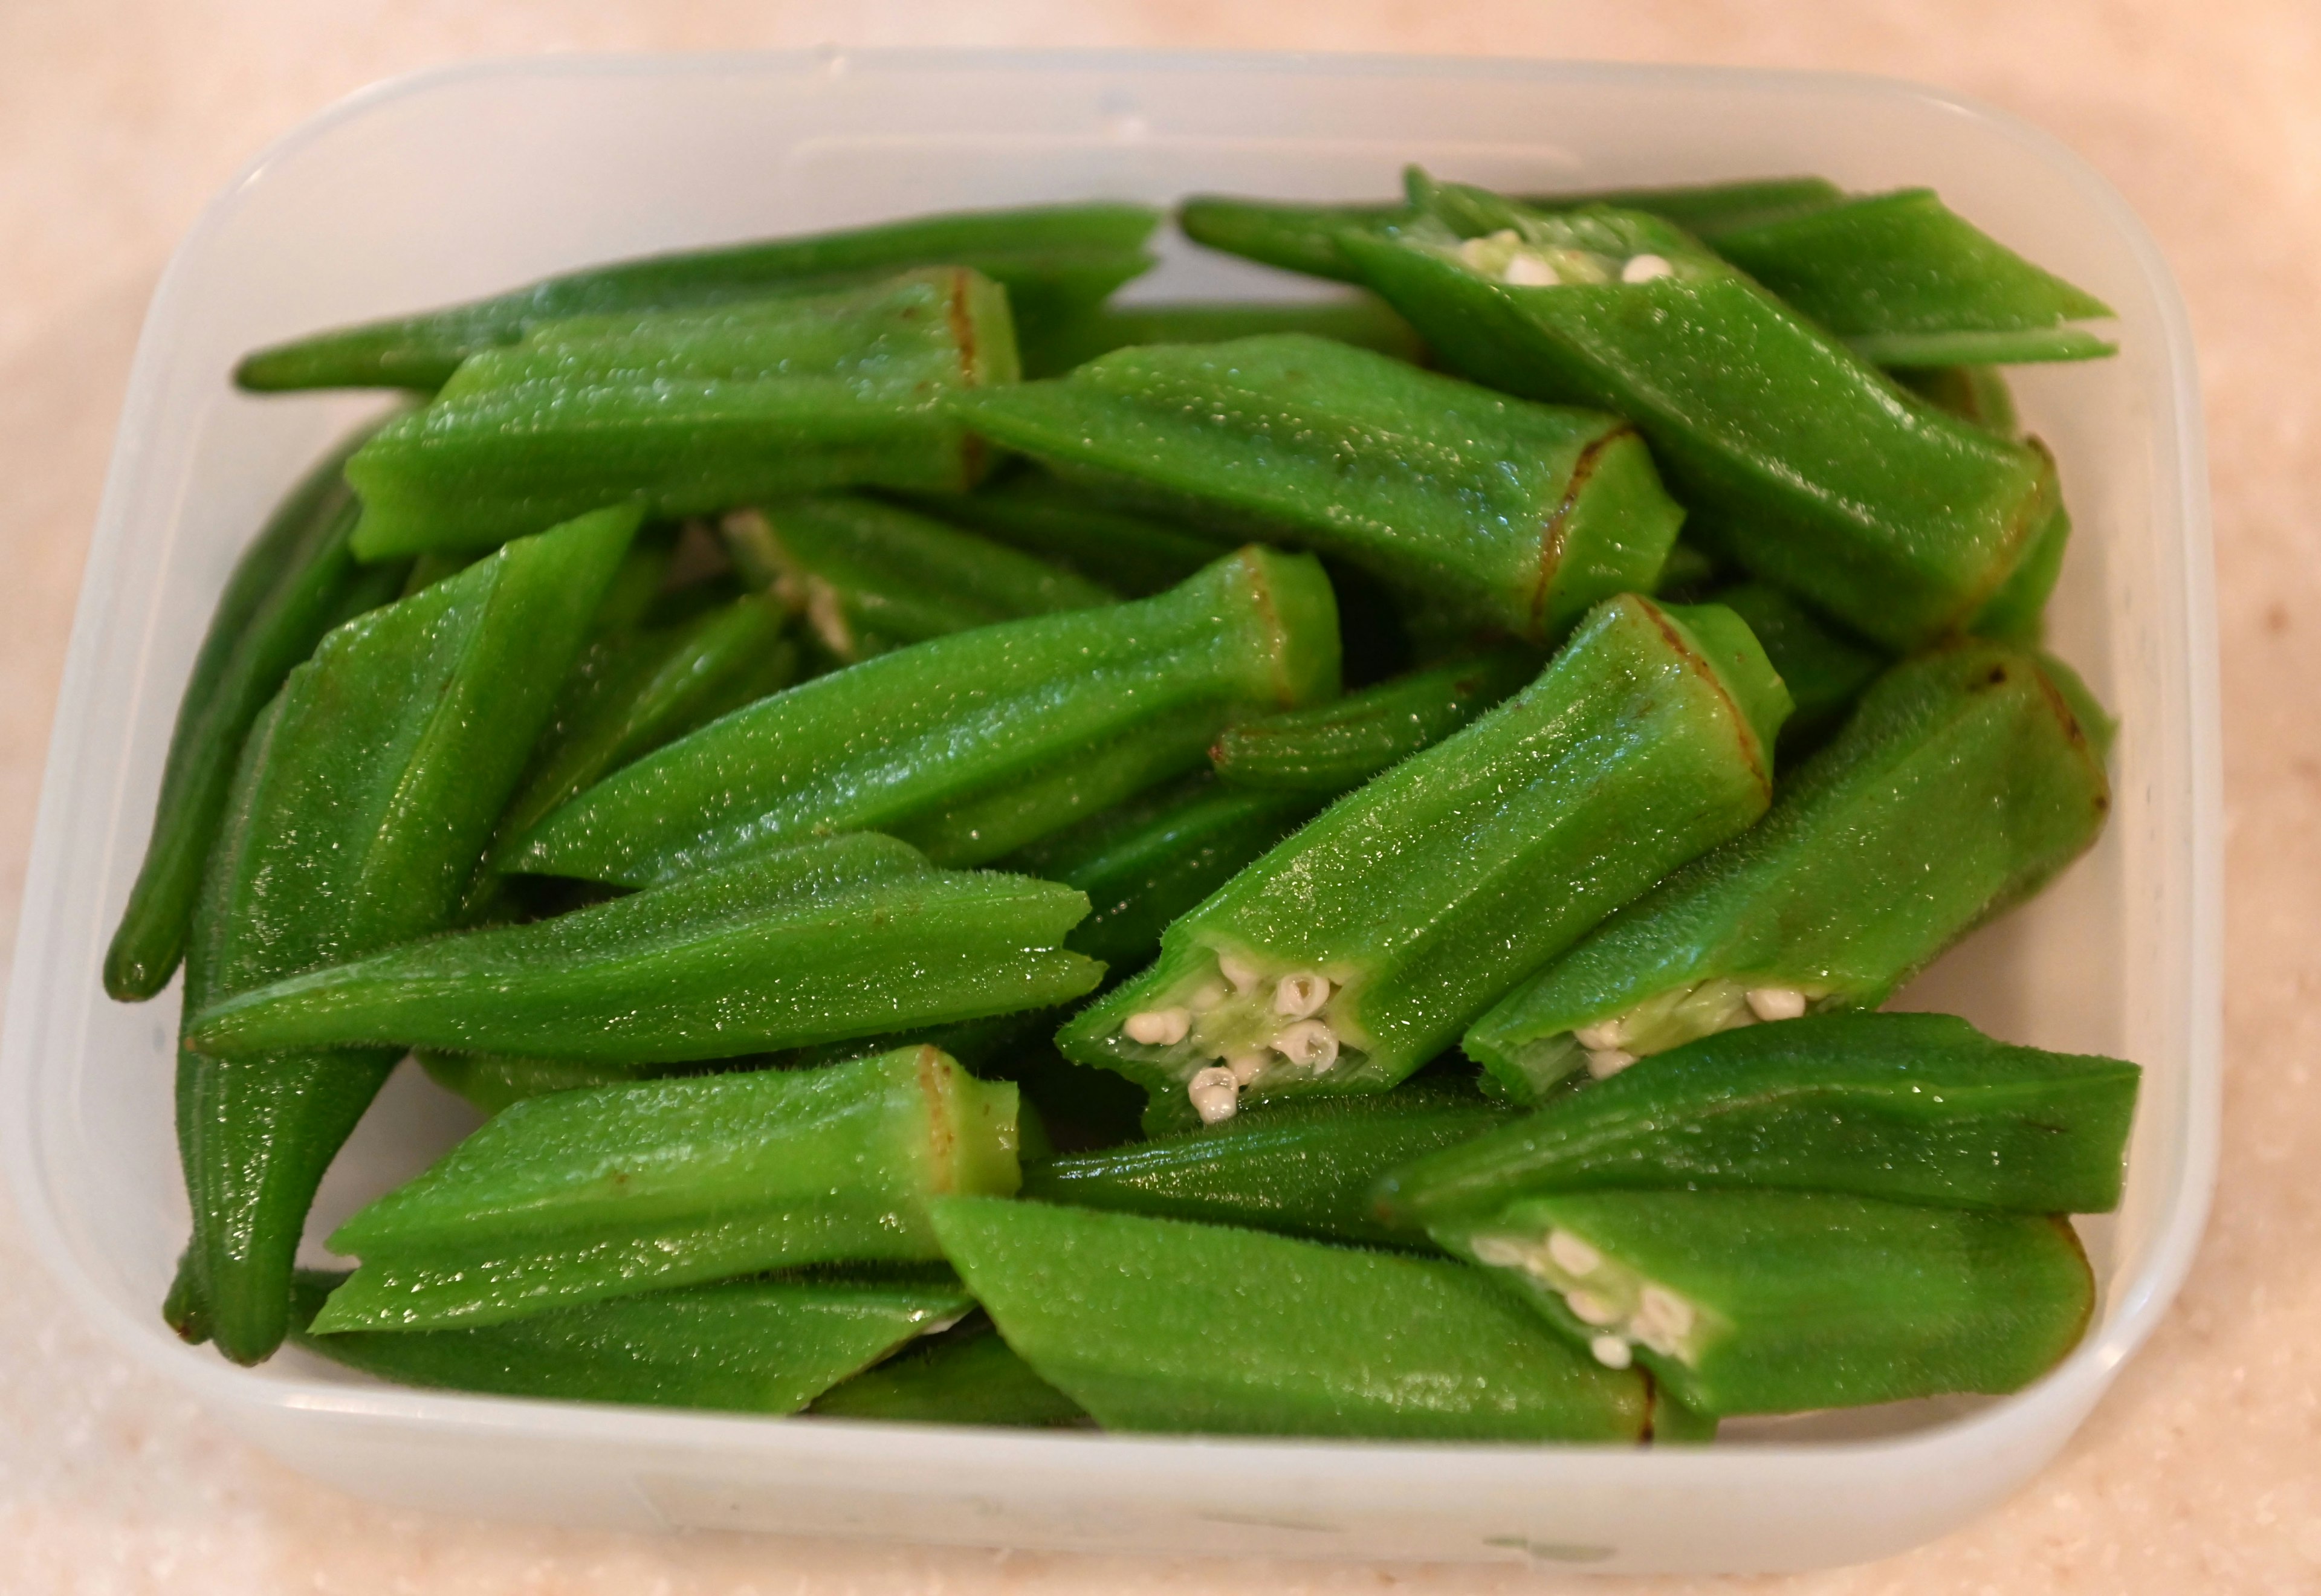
[0,51,2218,1573]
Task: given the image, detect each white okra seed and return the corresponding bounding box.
[1272,972,1331,1019]
[1745,986,1809,1023]
[1501,251,1557,287]
[1272,1019,1340,1072]
[1226,1052,1267,1087]
[1585,1047,1639,1079]
[1620,253,1674,283]
[1123,1007,1191,1047]
[1187,1066,1240,1125]
[1638,1285,1695,1339]
[1469,1235,1530,1268]
[1217,953,1263,993]
[1187,980,1231,1013]
[1572,1018,1625,1053]
[1547,1229,1602,1277]
[1565,1289,1621,1327]
[1590,1335,1634,1369]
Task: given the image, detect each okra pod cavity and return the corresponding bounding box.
[1060,594,1788,1129]
[1209,646,1541,792]
[1463,641,2111,1097]
[949,334,1685,644]
[505,546,1340,886]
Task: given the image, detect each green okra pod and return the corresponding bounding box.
[1342,178,2060,652]
[931,1197,1649,1440]
[104,425,409,1001]
[1379,1012,2140,1224]
[1021,1085,1510,1247]
[1708,583,1885,752]
[172,505,643,1365]
[187,834,1103,1065]
[418,1050,679,1115]
[1895,364,2020,436]
[896,470,1233,598]
[1018,296,1423,377]
[1209,646,1541,793]
[1433,1191,2094,1416]
[1060,594,1789,1129]
[1970,501,2073,647]
[237,200,1159,392]
[505,546,1341,887]
[290,1270,971,1414]
[809,1319,1091,1428]
[311,1044,1020,1332]
[1463,641,2111,1098]
[345,267,1020,558]
[721,494,1116,665]
[948,334,1685,644]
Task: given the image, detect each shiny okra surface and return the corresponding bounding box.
[118,172,2135,1438]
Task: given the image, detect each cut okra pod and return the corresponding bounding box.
[896,469,1234,598]
[345,267,1020,558]
[1060,593,1790,1129]
[1433,1191,2094,1416]
[172,505,643,1365]
[931,1198,1651,1441]
[1018,296,1423,377]
[186,834,1104,1065]
[310,1044,1021,1332]
[1895,364,2020,436]
[505,546,1340,887]
[949,334,1686,644]
[1344,177,2061,652]
[418,1050,683,1116]
[1463,641,2111,1097]
[1209,646,1541,793]
[809,1319,1092,1428]
[238,200,1159,392]
[290,1270,970,1414]
[1380,1012,2140,1224]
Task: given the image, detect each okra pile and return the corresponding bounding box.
[114,169,2139,1443]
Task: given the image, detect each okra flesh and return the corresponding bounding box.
[1381,1012,2140,1223]
[1021,1086,1512,1247]
[345,268,1020,558]
[931,1197,1650,1441]
[810,1320,1092,1427]
[897,470,1234,599]
[235,200,1159,392]
[1342,188,2059,652]
[187,835,1102,1065]
[1463,641,2111,1097]
[1209,646,1541,793]
[291,1271,971,1413]
[312,1044,1020,1332]
[1435,1191,2094,1416]
[505,546,1340,887]
[1060,595,1788,1128]
[173,506,643,1363]
[948,333,1685,644]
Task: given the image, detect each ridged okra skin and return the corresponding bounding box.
[345,268,1020,558]
[897,470,1233,599]
[312,1045,1021,1332]
[1709,583,1885,754]
[721,495,1116,665]
[186,834,1103,1065]
[1463,641,2112,1098]
[948,333,1684,645]
[1342,181,2059,652]
[1379,1012,2140,1224]
[418,1050,681,1115]
[104,425,410,1001]
[1018,296,1423,377]
[505,546,1341,887]
[236,200,1159,392]
[1059,595,1790,1130]
[1020,1086,1512,1247]
[809,1320,1091,1427]
[1434,1191,2094,1417]
[930,1198,1651,1441]
[291,1271,970,1414]
[1209,646,1541,793]
[171,506,642,1365]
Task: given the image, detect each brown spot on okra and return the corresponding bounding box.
[1944,435,2061,635]
[1642,599,1772,803]
[1240,549,1300,708]
[945,268,981,383]
[918,1044,959,1189]
[1528,424,1637,639]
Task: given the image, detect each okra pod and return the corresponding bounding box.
[1970,502,2073,646]
[1463,641,2110,1097]
[311,1044,1021,1332]
[1060,594,1789,1129]
[418,1050,681,1115]
[504,546,1340,887]
[930,1197,1650,1441]
[1897,364,2020,436]
[187,834,1103,1065]
[172,505,643,1363]
[1209,646,1540,792]
[1708,583,1885,752]
[1434,1191,2094,1415]
[237,201,1159,392]
[809,1320,1091,1428]
[950,334,1683,644]
[1021,1085,1510,1247]
[1343,178,2060,651]
[1381,1012,2140,1223]
[103,425,409,1001]
[896,469,1233,598]
[345,267,1020,558]
[291,1270,970,1414]
[1019,296,1423,377]
[721,494,1116,665]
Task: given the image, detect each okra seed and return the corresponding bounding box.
[1585,1047,1639,1079]
[1620,253,1675,284]
[1124,1007,1193,1047]
[1226,1052,1266,1087]
[1272,1019,1339,1072]
[1217,953,1263,993]
[1501,251,1558,288]
[1572,1018,1625,1052]
[1745,985,1809,1023]
[1637,1285,1694,1337]
[1187,1066,1240,1125]
[1469,1235,1530,1268]
[1188,981,1231,1013]
[1565,1289,1621,1327]
[1273,972,1332,1019]
[1547,1229,1602,1277]
[1590,1335,1633,1369]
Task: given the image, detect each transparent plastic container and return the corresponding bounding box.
[0,51,2218,1573]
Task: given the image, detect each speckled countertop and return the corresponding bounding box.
[2,3,2316,1591]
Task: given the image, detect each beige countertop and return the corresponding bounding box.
[2,3,2316,1590]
